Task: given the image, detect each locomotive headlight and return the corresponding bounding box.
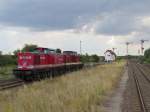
[18,65,23,69]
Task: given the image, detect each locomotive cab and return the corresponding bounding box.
[17,52,40,70]
[13,52,40,79]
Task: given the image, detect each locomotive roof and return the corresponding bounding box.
[33,47,56,54]
[63,51,77,54]
[63,51,77,53]
[36,47,55,51]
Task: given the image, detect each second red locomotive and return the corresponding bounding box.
[13,47,83,80]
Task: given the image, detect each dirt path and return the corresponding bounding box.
[103,66,129,112]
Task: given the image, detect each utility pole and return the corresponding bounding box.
[138,49,140,55]
[126,42,132,55]
[80,40,82,55]
[140,39,148,55]
[118,51,119,56]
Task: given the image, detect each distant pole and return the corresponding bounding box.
[126,42,132,55]
[138,49,140,55]
[140,40,148,55]
[126,43,129,55]
[118,51,119,56]
[80,40,82,55]
[141,40,144,54]
[127,44,128,55]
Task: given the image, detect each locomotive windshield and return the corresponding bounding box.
[34,47,56,54]
[63,51,77,55]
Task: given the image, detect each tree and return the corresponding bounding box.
[90,54,99,62]
[0,51,2,55]
[144,48,150,59]
[21,44,38,52]
[56,48,62,53]
[0,55,17,66]
[80,53,90,63]
[144,48,150,63]
[13,44,38,55]
[13,49,21,56]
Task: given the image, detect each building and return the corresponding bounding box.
[104,50,116,62]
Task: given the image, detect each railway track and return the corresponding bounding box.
[0,62,101,91]
[133,72,147,112]
[0,78,24,91]
[129,61,150,112]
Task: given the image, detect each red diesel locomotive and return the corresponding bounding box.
[13,47,83,80]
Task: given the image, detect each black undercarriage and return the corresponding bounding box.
[13,63,84,81]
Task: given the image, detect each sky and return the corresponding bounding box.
[0,0,150,56]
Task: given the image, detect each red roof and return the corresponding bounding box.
[105,50,117,57]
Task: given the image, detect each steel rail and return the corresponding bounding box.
[136,64,150,83]
[0,78,24,91]
[133,70,147,112]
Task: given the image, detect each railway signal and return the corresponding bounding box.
[80,40,82,55]
[138,49,140,55]
[140,40,149,55]
[126,42,132,55]
[112,48,117,52]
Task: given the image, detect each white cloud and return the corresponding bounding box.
[0,26,114,55]
[0,0,150,55]
[1,25,149,56]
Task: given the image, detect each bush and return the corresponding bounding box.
[0,55,16,66]
[143,48,150,63]
[80,54,101,63]
[90,54,100,62]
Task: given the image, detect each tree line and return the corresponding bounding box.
[143,48,150,63]
[0,44,38,66]
[80,53,104,63]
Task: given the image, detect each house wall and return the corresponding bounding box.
[104,52,115,61]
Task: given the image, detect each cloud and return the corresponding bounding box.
[0,26,114,55]
[0,0,150,55]
[0,0,107,30]
[0,26,149,56]
[89,13,139,36]
[0,0,150,32]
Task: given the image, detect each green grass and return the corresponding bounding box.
[0,61,125,112]
[0,65,15,78]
